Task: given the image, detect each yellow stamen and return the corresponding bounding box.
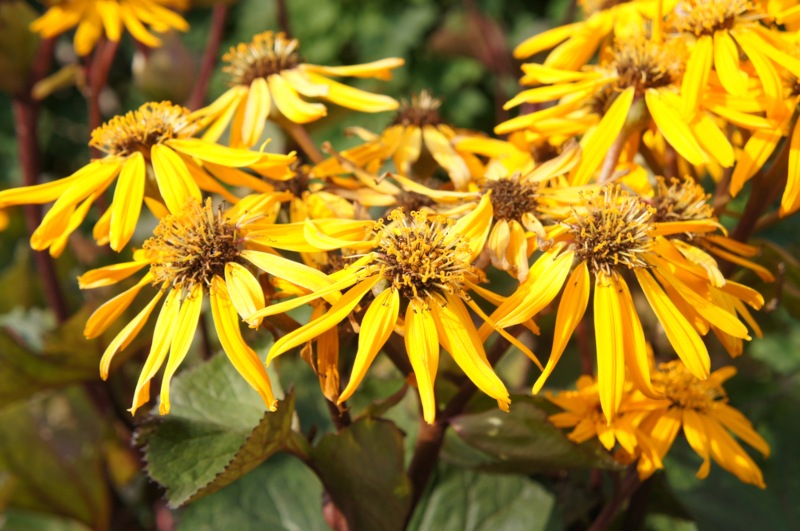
[223,31,301,86]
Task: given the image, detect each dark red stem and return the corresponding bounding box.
[188,3,229,110]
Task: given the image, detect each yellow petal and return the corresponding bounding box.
[682,35,713,118]
[434,292,509,409]
[210,276,277,411]
[109,152,145,251]
[241,77,271,147]
[617,275,657,398]
[167,138,264,167]
[715,403,770,457]
[713,31,749,97]
[571,86,634,186]
[268,74,327,124]
[224,262,266,321]
[339,287,399,403]
[782,117,800,216]
[305,72,398,112]
[159,285,203,415]
[635,269,710,379]
[533,261,589,394]
[267,276,379,362]
[423,125,471,190]
[682,409,712,479]
[691,113,734,167]
[301,58,404,80]
[78,259,149,289]
[99,291,163,379]
[73,12,102,56]
[119,3,160,48]
[451,193,493,261]
[150,144,201,214]
[703,415,765,488]
[593,275,625,423]
[645,89,707,166]
[404,298,439,424]
[394,126,423,174]
[129,288,181,415]
[239,249,336,301]
[95,0,122,41]
[513,22,580,59]
[84,273,152,339]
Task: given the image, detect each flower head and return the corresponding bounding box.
[30,0,189,56]
[193,31,403,147]
[248,202,533,423]
[0,101,294,254]
[79,195,342,415]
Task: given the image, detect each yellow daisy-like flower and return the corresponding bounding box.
[547,374,664,467]
[192,31,403,147]
[79,195,342,415]
[484,185,754,421]
[248,203,534,424]
[0,101,294,255]
[30,0,189,56]
[513,0,673,71]
[636,361,770,488]
[312,91,480,190]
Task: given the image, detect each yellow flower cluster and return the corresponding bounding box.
[5,0,789,490]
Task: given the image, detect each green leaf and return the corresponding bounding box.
[408,464,554,531]
[310,417,412,531]
[140,354,297,508]
[445,398,621,473]
[176,454,327,531]
[1,509,93,531]
[0,387,110,529]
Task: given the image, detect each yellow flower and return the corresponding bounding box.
[547,375,664,466]
[636,361,770,488]
[192,31,403,147]
[312,91,480,190]
[30,0,189,56]
[484,185,754,421]
[497,32,769,183]
[0,101,294,255]
[513,0,673,71]
[79,195,340,415]
[248,205,536,424]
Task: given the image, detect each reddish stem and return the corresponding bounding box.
[87,38,119,156]
[276,0,292,37]
[188,3,229,110]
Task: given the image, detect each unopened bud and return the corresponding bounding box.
[132,32,196,103]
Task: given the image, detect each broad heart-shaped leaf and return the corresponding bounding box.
[310,417,412,531]
[445,397,621,473]
[140,354,296,508]
[0,387,110,530]
[408,463,555,531]
[176,454,327,531]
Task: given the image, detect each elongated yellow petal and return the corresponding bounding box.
[534,262,589,394]
[129,289,181,415]
[782,117,800,216]
[691,113,734,167]
[617,275,657,397]
[267,276,380,362]
[635,269,710,379]
[423,125,471,190]
[451,193,493,261]
[0,161,99,208]
[268,74,327,124]
[673,240,725,287]
[513,22,580,59]
[572,86,634,186]
[730,128,782,196]
[210,276,277,411]
[241,77,271,147]
[84,273,153,339]
[99,291,163,379]
[593,275,625,423]
[78,260,150,289]
[682,35,713,118]
[305,72,398,112]
[393,126,422,174]
[73,12,102,56]
[95,0,122,41]
[302,218,365,251]
[703,415,765,488]
[196,87,248,143]
[682,409,712,479]
[224,262,266,322]
[715,403,770,457]
[167,138,263,167]
[645,89,707,166]
[339,288,399,403]
[714,31,748,97]
[109,152,145,251]
[119,3,160,48]
[239,249,336,300]
[151,144,201,214]
[159,285,203,415]
[404,298,440,424]
[302,58,404,80]
[504,77,609,109]
[434,293,509,409]
[246,272,361,326]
